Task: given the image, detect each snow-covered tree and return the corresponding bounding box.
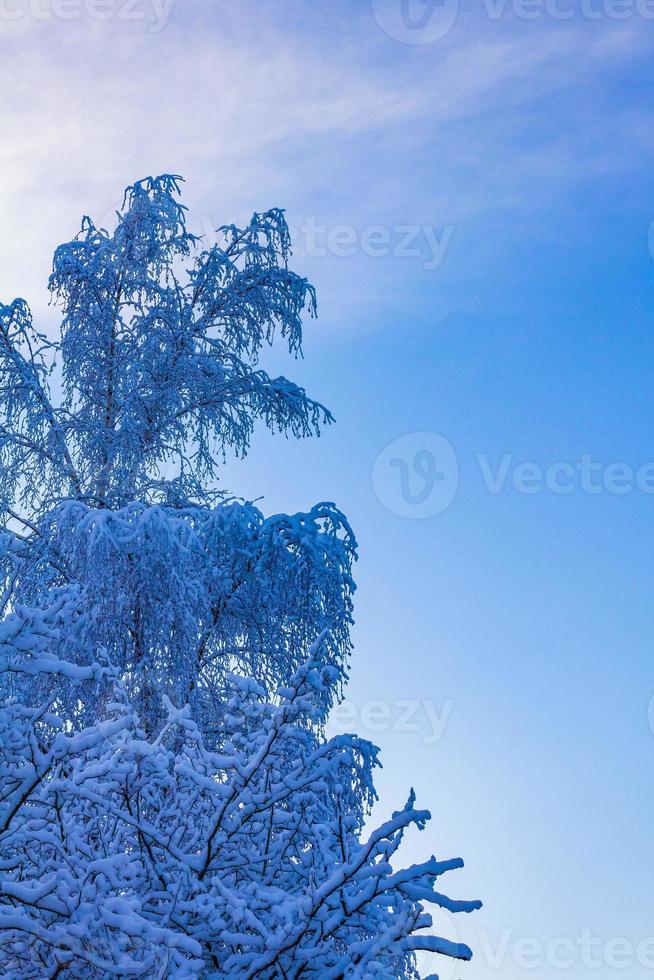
[0,175,480,977]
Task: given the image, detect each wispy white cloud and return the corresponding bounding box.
[0,2,651,326]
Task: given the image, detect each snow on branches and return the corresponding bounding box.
[0,175,480,978]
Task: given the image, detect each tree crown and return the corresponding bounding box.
[0,174,329,513]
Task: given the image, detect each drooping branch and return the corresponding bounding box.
[0,300,81,503]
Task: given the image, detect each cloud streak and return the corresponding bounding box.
[0,1,651,327]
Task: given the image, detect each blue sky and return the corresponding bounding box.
[2,2,654,975]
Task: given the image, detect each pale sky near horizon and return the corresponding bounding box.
[2,2,654,977]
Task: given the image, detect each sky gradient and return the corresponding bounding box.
[2,3,654,976]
